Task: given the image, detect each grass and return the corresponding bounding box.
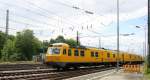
[0,61,40,64]
[145,73,150,79]
[145,68,150,79]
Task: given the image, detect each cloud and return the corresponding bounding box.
[0,0,147,55]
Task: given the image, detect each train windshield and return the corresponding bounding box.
[49,48,60,54]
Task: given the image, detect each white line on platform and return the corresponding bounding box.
[65,69,116,80]
[86,71,115,80]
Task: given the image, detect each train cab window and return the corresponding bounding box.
[95,52,98,57]
[107,52,110,58]
[113,54,115,58]
[91,52,94,57]
[74,50,79,56]
[63,49,66,55]
[68,49,72,56]
[49,48,60,54]
[80,51,85,57]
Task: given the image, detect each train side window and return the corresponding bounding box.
[68,49,72,56]
[91,52,94,57]
[130,55,131,58]
[138,56,140,59]
[74,50,79,56]
[107,52,110,58]
[80,51,85,57]
[113,54,115,58]
[122,54,124,58]
[63,49,66,55]
[95,52,98,57]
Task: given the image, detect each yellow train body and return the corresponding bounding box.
[44,43,143,68]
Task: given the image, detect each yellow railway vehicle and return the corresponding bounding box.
[44,43,143,69]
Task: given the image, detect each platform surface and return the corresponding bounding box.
[65,69,147,80]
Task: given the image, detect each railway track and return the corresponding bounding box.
[0,63,49,71]
[0,66,115,80]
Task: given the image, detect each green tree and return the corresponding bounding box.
[148,53,150,68]
[0,31,15,59]
[55,35,66,43]
[49,39,56,44]
[32,38,42,55]
[0,31,6,58]
[65,38,80,47]
[49,35,80,47]
[1,39,17,61]
[15,29,42,60]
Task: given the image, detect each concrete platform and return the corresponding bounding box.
[65,69,146,80]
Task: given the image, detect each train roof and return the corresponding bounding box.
[70,45,87,49]
[51,43,69,47]
[51,43,86,49]
[51,43,111,50]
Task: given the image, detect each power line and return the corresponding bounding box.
[23,0,80,27]
[0,1,102,30]
[0,0,112,38]
[0,17,49,29]
[0,9,58,27]
[24,0,106,30]
[0,1,83,34]
[22,0,78,27]
[0,26,17,30]
[0,1,64,26]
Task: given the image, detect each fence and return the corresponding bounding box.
[123,64,142,73]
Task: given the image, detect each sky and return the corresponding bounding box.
[0,0,148,56]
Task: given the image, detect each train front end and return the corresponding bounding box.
[44,43,69,68]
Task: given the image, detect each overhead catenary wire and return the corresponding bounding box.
[0,1,98,29]
[0,1,82,35]
[0,2,95,36]
[22,0,79,27]
[0,0,113,38]
[24,0,107,30]
[0,9,59,28]
[0,26,17,30]
[0,1,69,27]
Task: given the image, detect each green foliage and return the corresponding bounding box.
[147,68,150,73]
[0,31,6,58]
[55,35,66,43]
[32,38,42,55]
[145,68,150,80]
[42,40,49,53]
[0,29,42,61]
[65,39,80,47]
[1,39,17,61]
[0,31,79,61]
[49,35,80,47]
[148,53,150,68]
[49,39,56,44]
[15,29,42,60]
[0,31,16,59]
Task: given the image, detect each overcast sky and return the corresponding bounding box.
[0,0,148,55]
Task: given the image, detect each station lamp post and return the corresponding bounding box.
[72,0,121,71]
[116,0,120,72]
[135,25,148,71]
